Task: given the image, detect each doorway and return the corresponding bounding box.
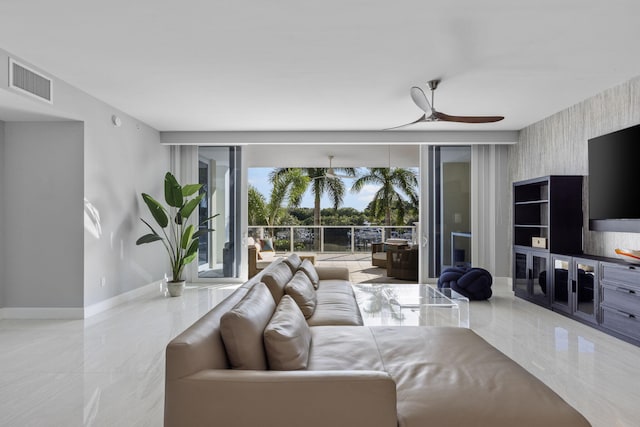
[425,146,472,277]
[195,146,242,279]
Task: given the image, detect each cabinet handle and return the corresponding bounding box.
[616,287,637,295]
[616,309,636,319]
[603,305,637,319]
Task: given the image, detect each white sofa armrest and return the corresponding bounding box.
[315,266,350,281]
[165,370,397,427]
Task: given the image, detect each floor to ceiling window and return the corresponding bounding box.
[195,146,242,279]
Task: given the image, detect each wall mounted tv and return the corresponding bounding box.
[588,123,640,232]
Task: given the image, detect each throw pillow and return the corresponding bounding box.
[263,295,312,370]
[298,259,320,289]
[284,270,317,318]
[220,282,276,370]
[260,238,275,252]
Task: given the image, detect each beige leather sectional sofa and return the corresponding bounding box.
[165,254,590,427]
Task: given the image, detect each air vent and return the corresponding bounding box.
[8,58,53,103]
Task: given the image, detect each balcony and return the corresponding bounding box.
[248,225,418,283]
[248,225,416,253]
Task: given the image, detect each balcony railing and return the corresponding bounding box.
[248,225,417,253]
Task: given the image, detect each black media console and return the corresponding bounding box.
[513,175,640,347]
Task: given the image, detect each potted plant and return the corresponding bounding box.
[136,172,217,296]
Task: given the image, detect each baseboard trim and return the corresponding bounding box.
[83,280,163,318]
[1,306,85,319]
[0,281,163,320]
[494,276,511,288]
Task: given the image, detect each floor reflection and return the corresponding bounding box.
[0,280,639,426]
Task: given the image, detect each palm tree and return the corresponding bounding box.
[351,168,418,238]
[270,167,356,225]
[248,169,309,227]
[248,185,268,225]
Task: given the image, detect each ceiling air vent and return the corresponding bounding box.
[8,58,53,103]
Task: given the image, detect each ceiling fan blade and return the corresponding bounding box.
[410,87,431,113]
[433,111,504,123]
[394,80,505,127]
[318,172,349,179]
[383,114,427,130]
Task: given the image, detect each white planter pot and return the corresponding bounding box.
[167,280,186,297]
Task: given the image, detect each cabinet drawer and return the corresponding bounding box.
[601,263,640,287]
[601,305,640,341]
[601,284,640,316]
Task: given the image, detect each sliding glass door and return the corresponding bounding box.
[423,146,472,278]
[194,146,242,280]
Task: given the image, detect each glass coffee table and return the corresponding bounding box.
[353,283,469,327]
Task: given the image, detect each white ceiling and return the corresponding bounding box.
[1,0,640,132]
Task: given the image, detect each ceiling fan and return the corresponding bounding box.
[386,79,504,130]
[318,156,352,179]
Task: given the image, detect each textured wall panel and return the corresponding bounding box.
[508,76,640,259]
[0,121,4,308]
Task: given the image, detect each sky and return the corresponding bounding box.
[248,168,384,212]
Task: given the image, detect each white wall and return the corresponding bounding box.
[81,101,169,306]
[4,122,84,307]
[0,48,170,311]
[0,120,5,308]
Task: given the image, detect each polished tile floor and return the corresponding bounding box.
[470,281,640,427]
[1,272,639,426]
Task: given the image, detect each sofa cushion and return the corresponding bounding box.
[263,295,312,370]
[283,253,302,273]
[262,261,294,303]
[307,326,384,371]
[369,326,589,427]
[219,282,276,370]
[256,251,278,269]
[260,251,277,261]
[298,259,320,289]
[306,289,363,326]
[314,266,350,281]
[284,270,317,318]
[315,279,355,295]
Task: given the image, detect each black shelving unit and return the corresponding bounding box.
[512,175,583,306]
[513,175,583,254]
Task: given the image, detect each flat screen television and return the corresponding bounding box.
[588,123,640,232]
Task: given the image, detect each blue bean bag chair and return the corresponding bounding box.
[437,266,493,300]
